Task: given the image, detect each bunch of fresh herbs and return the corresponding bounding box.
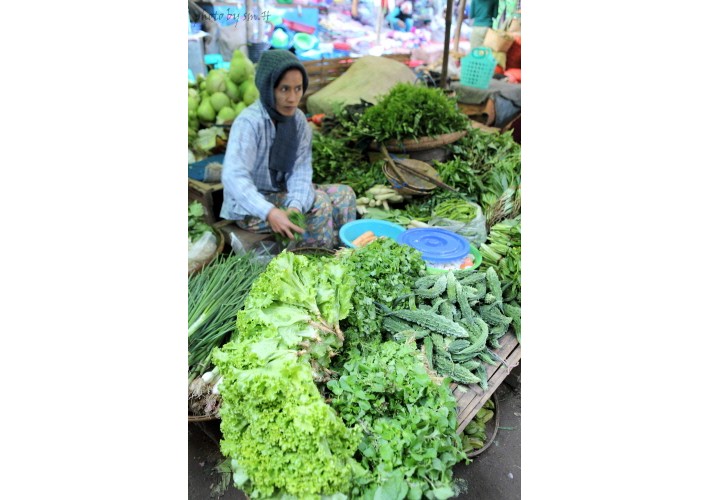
[352,83,469,144]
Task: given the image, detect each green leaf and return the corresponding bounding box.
[374,472,408,500]
[429,487,454,500]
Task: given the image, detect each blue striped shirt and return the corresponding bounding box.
[219,100,315,221]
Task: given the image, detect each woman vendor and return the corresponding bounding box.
[220,49,356,249]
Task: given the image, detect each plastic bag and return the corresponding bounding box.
[428,201,488,247]
[229,232,280,265]
[188,231,218,273]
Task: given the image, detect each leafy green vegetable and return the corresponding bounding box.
[311,131,388,196]
[273,209,307,246]
[213,342,363,499]
[352,83,469,144]
[188,201,213,242]
[338,238,426,352]
[328,341,467,498]
[212,251,362,498]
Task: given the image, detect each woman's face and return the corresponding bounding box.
[274,68,304,116]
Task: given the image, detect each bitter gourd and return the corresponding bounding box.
[447,338,472,354]
[415,273,448,299]
[386,309,470,338]
[476,364,489,391]
[452,363,482,385]
[485,266,503,305]
[479,304,513,327]
[446,271,458,303]
[461,358,482,370]
[423,336,433,367]
[503,302,521,342]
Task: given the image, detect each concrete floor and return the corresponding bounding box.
[188,365,521,500]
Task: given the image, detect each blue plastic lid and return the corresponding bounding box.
[396,228,470,263]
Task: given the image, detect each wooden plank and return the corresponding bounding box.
[450,331,521,434]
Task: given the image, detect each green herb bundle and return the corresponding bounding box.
[339,238,427,352]
[353,83,469,144]
[273,209,306,246]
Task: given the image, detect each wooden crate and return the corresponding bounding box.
[452,331,521,434]
[188,179,224,225]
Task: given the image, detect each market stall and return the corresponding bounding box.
[187,3,521,497]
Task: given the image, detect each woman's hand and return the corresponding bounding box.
[267,207,305,240]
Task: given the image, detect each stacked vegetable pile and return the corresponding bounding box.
[382,266,521,390]
[207,247,471,499]
[328,341,466,498]
[480,216,521,304]
[349,83,469,144]
[188,50,260,161]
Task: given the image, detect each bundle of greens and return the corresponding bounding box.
[328,341,467,499]
[311,131,388,195]
[479,216,522,307]
[338,238,427,352]
[236,251,355,380]
[438,128,521,224]
[351,83,469,144]
[187,252,266,382]
[273,210,306,247]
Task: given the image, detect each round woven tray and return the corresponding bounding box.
[382,162,436,196]
[188,228,225,277]
[372,130,468,153]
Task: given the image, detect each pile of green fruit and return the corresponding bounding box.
[461,397,496,454]
[188,50,260,158]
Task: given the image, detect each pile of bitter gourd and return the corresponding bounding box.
[381,266,521,391]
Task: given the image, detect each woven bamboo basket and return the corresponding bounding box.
[371,130,468,153]
[382,161,436,196]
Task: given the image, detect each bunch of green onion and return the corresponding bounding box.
[188,252,266,382]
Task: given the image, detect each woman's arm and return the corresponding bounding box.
[221,116,275,221]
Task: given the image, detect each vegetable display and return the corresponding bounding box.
[187,87,523,497]
[338,238,427,352]
[352,83,469,144]
[328,341,467,499]
[479,216,521,306]
[382,266,520,389]
[212,251,361,498]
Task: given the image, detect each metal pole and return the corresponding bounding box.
[440,0,454,89]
